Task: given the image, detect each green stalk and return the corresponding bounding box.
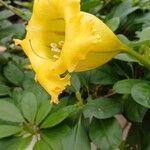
[76,91,84,106]
[0,0,28,20]
[123,47,150,69]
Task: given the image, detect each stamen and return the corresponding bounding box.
[50,43,57,48]
[49,40,64,61]
[58,40,64,47]
[53,55,59,59]
[51,47,61,52]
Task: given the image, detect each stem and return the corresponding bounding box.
[26,135,38,150]
[76,91,84,106]
[0,0,28,20]
[124,47,150,69]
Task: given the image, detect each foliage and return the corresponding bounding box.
[0,0,150,149]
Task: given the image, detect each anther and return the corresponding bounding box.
[51,47,61,52]
[50,43,57,48]
[53,55,59,59]
[58,40,64,47]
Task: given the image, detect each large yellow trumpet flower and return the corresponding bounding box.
[15,0,127,103]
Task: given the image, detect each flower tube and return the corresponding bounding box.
[15,0,127,103]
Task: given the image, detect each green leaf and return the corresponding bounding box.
[41,105,80,128]
[113,0,139,19]
[4,62,24,86]
[0,138,20,149]
[62,121,90,150]
[0,100,24,122]
[6,137,31,150]
[0,125,22,139]
[113,79,143,94]
[77,64,119,86]
[71,73,81,92]
[12,87,23,106]
[33,140,52,150]
[21,92,37,123]
[89,65,119,85]
[137,27,150,42]
[114,53,138,62]
[124,97,147,122]
[51,97,68,113]
[0,10,14,20]
[0,136,31,150]
[0,23,25,40]
[0,84,10,96]
[22,79,50,104]
[90,118,122,150]
[131,82,150,108]
[81,0,101,12]
[83,97,122,119]
[35,99,52,125]
[117,34,131,45]
[42,125,70,150]
[106,17,120,31]
[135,12,150,27]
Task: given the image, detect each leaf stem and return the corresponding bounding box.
[0,0,28,20]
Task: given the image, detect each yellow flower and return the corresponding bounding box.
[15,0,126,103]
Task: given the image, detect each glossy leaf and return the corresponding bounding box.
[0,10,14,20]
[51,97,68,113]
[71,73,81,92]
[131,82,150,108]
[41,105,80,128]
[106,17,120,31]
[0,125,22,139]
[62,121,90,150]
[0,23,25,40]
[90,65,119,85]
[4,62,24,86]
[0,100,24,122]
[21,92,37,123]
[83,97,122,119]
[90,118,122,150]
[0,84,10,96]
[81,0,101,12]
[124,97,147,122]
[113,0,139,19]
[42,125,70,150]
[33,140,52,150]
[6,137,32,150]
[113,79,143,94]
[35,99,52,125]
[137,27,150,42]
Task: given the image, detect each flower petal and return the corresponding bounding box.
[36,70,70,104]
[15,39,70,104]
[14,0,80,103]
[62,12,126,72]
[74,51,118,72]
[15,0,127,103]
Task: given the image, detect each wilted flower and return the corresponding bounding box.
[15,0,127,103]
